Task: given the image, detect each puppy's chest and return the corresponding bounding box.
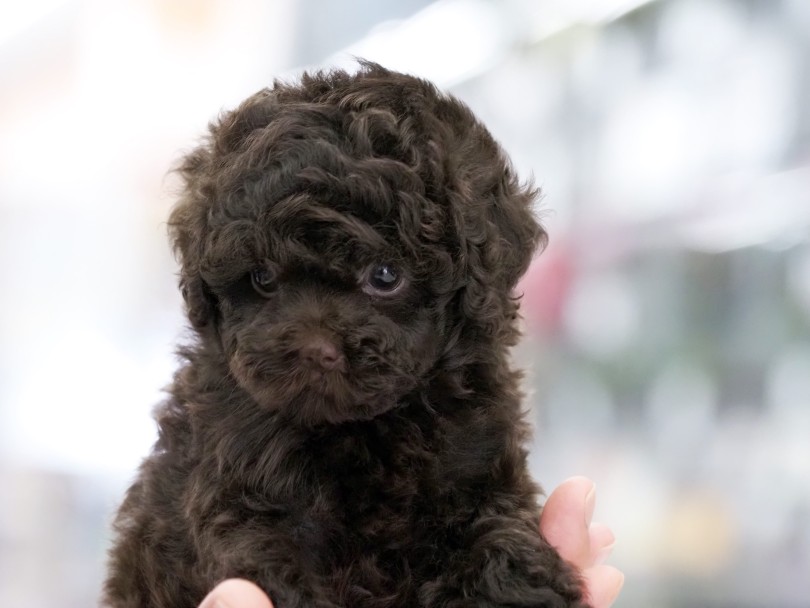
[289,483,422,568]
[311,451,429,546]
[292,434,441,565]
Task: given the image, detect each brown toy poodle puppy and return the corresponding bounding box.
[103,61,588,608]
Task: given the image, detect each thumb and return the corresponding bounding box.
[198,579,274,608]
[539,476,595,568]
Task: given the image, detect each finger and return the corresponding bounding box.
[589,522,615,565]
[198,579,274,608]
[582,565,624,608]
[539,476,595,568]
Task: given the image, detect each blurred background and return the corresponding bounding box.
[1,0,808,606]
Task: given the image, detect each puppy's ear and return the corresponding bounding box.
[454,173,546,342]
[168,146,219,331]
[486,176,545,289]
[179,275,216,330]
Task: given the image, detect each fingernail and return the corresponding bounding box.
[584,483,596,527]
[594,541,615,565]
[198,594,229,608]
[607,571,625,607]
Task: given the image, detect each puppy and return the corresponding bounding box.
[104,62,588,608]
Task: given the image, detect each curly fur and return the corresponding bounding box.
[103,62,588,608]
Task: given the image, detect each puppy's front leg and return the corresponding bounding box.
[194,516,339,608]
[421,513,589,608]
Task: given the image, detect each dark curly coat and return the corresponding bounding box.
[103,62,588,608]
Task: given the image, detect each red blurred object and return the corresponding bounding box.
[518,241,574,335]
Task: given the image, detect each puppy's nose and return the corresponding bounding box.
[300,337,346,372]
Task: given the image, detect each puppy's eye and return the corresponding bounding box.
[363,263,404,295]
[250,268,276,296]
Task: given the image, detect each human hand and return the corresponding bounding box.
[540,476,624,608]
[198,578,273,608]
[199,477,623,608]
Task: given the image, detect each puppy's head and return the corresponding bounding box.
[169,62,545,425]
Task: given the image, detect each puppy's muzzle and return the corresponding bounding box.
[299,335,346,374]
